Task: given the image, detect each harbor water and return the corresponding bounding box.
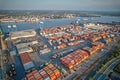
[0,16,120,33]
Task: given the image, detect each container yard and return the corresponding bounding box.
[60,41,106,70]
[25,64,61,80]
[2,21,120,80]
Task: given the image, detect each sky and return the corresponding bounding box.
[0,0,120,11]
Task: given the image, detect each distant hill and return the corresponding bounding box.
[0,10,120,17]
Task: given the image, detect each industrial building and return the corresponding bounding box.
[8,29,36,40]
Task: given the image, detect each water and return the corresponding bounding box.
[0,16,120,33]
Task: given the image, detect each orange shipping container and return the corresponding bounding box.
[54,69,61,78]
[49,72,56,80]
[58,44,66,49]
[47,64,54,68]
[36,75,43,80]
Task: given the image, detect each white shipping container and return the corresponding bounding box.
[23,61,34,70]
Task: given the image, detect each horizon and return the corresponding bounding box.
[0,9,120,12]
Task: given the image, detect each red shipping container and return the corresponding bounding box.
[27,75,35,80]
[20,52,32,64]
[32,70,38,74]
[26,73,33,78]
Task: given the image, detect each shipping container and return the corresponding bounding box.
[32,70,41,79]
[47,64,54,68]
[44,75,51,80]
[32,70,38,74]
[57,44,66,49]
[92,42,104,49]
[20,52,32,64]
[27,75,35,80]
[23,61,35,71]
[39,69,51,80]
[82,47,93,55]
[48,72,56,80]
[25,63,60,80]
[26,73,33,78]
[36,75,43,80]
[60,49,89,69]
[53,69,61,78]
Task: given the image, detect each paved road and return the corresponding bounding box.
[93,37,120,80]
[96,58,120,80]
[0,49,6,80]
[93,57,120,80]
[0,49,3,79]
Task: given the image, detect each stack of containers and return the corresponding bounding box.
[26,72,35,80]
[39,69,50,80]
[89,36,102,42]
[60,49,89,69]
[82,47,96,55]
[100,33,107,39]
[43,66,56,80]
[92,42,104,49]
[43,64,61,80]
[37,64,61,80]
[101,35,106,39]
[104,38,112,44]
[32,70,42,80]
[49,65,61,79]
[57,44,66,49]
[74,50,89,61]
[68,41,80,46]
[61,56,75,69]
[80,50,89,59]
[92,45,99,52]
[71,53,81,65]
[26,70,43,80]
[20,52,35,71]
[26,64,61,80]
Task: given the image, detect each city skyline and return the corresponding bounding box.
[0,0,120,11]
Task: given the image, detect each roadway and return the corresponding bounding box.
[0,37,6,80]
[0,49,3,79]
[93,58,120,80]
[92,37,120,80]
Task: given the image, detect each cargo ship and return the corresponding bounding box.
[25,18,39,22]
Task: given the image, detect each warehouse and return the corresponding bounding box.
[8,29,36,40]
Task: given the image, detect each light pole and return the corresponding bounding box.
[8,25,17,33]
[7,25,17,40]
[76,19,80,26]
[0,35,6,80]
